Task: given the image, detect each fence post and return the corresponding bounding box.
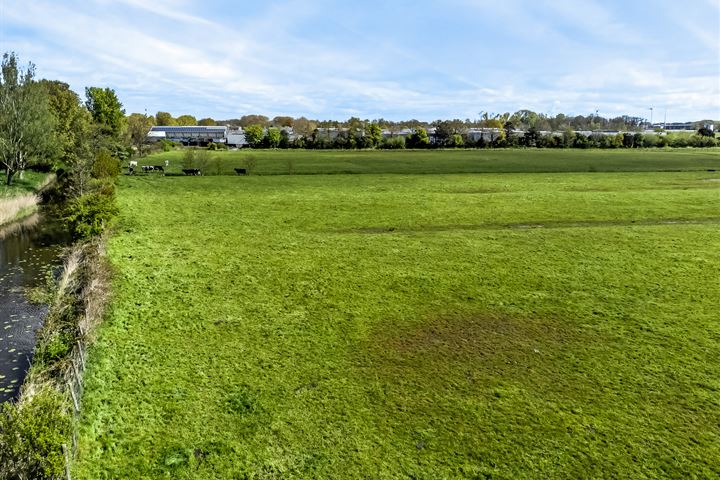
[68,380,80,413]
[62,443,72,480]
[72,355,82,387]
[77,341,85,367]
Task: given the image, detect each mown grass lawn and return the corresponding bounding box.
[75,163,720,478]
[136,147,720,176]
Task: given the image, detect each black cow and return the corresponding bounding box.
[234,168,247,175]
[182,169,202,176]
[141,165,165,175]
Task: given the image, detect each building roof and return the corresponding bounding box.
[150,126,227,133]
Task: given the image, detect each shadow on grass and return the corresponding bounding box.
[341,217,720,234]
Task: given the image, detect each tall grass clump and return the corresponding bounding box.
[0,194,39,226]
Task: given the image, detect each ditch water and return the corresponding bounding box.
[0,209,70,402]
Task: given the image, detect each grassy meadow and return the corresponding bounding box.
[136,147,720,175]
[75,151,720,478]
[0,171,49,198]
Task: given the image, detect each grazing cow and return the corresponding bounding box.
[234,168,247,175]
[141,165,165,175]
[128,160,138,175]
[182,168,202,176]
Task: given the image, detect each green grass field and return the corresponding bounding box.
[75,151,720,478]
[0,171,49,198]
[136,147,720,175]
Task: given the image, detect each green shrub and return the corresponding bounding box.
[159,139,175,152]
[667,134,689,148]
[63,188,119,239]
[244,155,257,174]
[450,133,464,148]
[181,148,196,170]
[207,156,222,175]
[91,149,121,179]
[642,134,659,148]
[0,388,71,480]
[35,331,74,366]
[688,135,717,148]
[182,149,212,172]
[380,136,406,149]
[194,150,210,172]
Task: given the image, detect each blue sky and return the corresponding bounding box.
[1,0,718,121]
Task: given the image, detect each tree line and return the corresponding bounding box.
[141,111,719,152]
[236,125,717,150]
[142,111,719,134]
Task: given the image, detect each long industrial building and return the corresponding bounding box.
[147,126,228,145]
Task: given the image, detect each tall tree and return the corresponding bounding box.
[244,124,264,147]
[126,113,154,157]
[407,128,429,148]
[198,117,216,126]
[365,124,382,148]
[293,117,317,137]
[176,114,197,126]
[85,87,125,138]
[271,116,294,127]
[39,80,92,168]
[239,115,269,127]
[155,111,177,126]
[433,119,466,147]
[265,127,281,148]
[0,53,57,185]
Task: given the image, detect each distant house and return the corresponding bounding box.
[381,128,413,139]
[147,126,227,146]
[225,127,248,147]
[466,128,504,142]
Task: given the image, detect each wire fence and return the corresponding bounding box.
[60,340,89,480]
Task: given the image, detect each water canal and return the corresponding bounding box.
[0,210,70,402]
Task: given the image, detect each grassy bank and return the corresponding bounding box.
[1,238,112,479]
[0,171,50,198]
[136,147,720,176]
[75,167,720,478]
[0,172,53,226]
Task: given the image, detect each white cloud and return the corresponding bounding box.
[110,0,216,26]
[0,0,717,121]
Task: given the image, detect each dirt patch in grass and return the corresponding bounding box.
[444,187,508,194]
[357,312,599,395]
[386,313,571,356]
[370,312,581,366]
[563,183,720,192]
